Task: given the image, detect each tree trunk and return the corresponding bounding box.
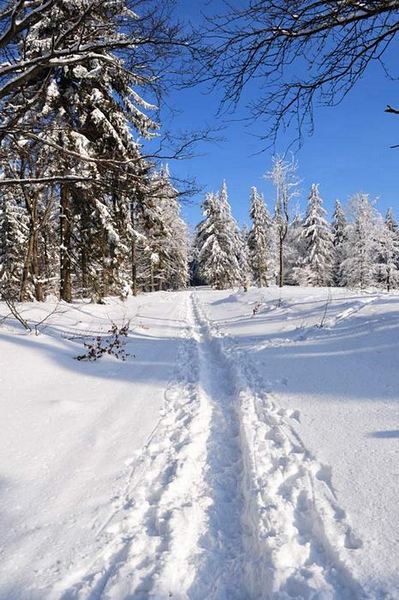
[279,237,284,288]
[19,233,34,302]
[60,184,72,302]
[131,239,138,295]
[32,229,44,301]
[150,262,155,292]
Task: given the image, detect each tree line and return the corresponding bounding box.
[193,157,399,292]
[0,1,398,303]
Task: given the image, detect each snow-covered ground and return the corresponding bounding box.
[0,287,398,599]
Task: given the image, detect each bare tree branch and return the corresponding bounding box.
[195,0,399,145]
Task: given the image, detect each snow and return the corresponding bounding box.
[198,286,399,598]
[0,286,398,599]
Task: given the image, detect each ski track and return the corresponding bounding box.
[52,290,366,599]
[194,292,366,600]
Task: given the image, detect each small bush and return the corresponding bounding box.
[76,322,132,362]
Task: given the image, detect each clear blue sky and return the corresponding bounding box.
[161,1,399,230]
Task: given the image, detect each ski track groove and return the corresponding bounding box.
[52,290,367,600]
[194,292,366,599]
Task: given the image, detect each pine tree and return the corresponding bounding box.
[219,182,249,287]
[283,205,306,285]
[141,168,188,291]
[377,209,399,291]
[195,184,241,289]
[294,184,334,286]
[0,190,29,300]
[237,224,251,289]
[331,200,347,286]
[341,194,380,289]
[247,187,274,286]
[0,0,174,303]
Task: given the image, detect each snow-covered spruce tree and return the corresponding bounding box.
[0,0,179,302]
[0,189,29,300]
[217,181,250,288]
[293,184,334,286]
[0,137,61,301]
[284,210,305,285]
[195,184,242,289]
[237,224,251,289]
[331,200,347,286]
[139,168,188,291]
[340,194,380,289]
[247,187,274,286]
[385,208,399,236]
[377,209,399,291]
[31,2,155,302]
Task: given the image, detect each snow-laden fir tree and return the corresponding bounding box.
[0,190,29,300]
[237,224,251,289]
[247,187,274,286]
[195,183,242,289]
[377,209,399,291]
[340,194,380,289]
[293,184,334,286]
[0,0,173,303]
[385,208,398,235]
[283,209,304,285]
[139,168,189,291]
[331,200,347,286]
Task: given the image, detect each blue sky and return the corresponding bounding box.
[161,1,399,230]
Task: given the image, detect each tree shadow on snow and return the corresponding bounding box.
[222,304,399,402]
[0,326,182,387]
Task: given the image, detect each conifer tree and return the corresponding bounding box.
[247,187,274,286]
[195,184,241,289]
[0,0,174,303]
[141,168,188,291]
[219,181,249,287]
[341,194,380,289]
[237,224,251,289]
[0,190,29,300]
[294,184,334,286]
[284,211,305,285]
[377,209,399,291]
[331,200,347,286]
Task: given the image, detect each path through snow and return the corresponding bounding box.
[48,290,366,599]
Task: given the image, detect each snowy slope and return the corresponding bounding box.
[0,287,398,599]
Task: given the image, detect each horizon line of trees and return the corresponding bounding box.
[192,166,399,292]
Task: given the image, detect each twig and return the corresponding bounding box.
[5,298,31,331]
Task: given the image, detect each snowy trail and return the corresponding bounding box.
[194,291,366,599]
[51,293,204,599]
[48,289,365,599]
[1,288,397,599]
[56,291,249,599]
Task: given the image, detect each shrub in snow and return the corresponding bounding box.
[76,322,131,362]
